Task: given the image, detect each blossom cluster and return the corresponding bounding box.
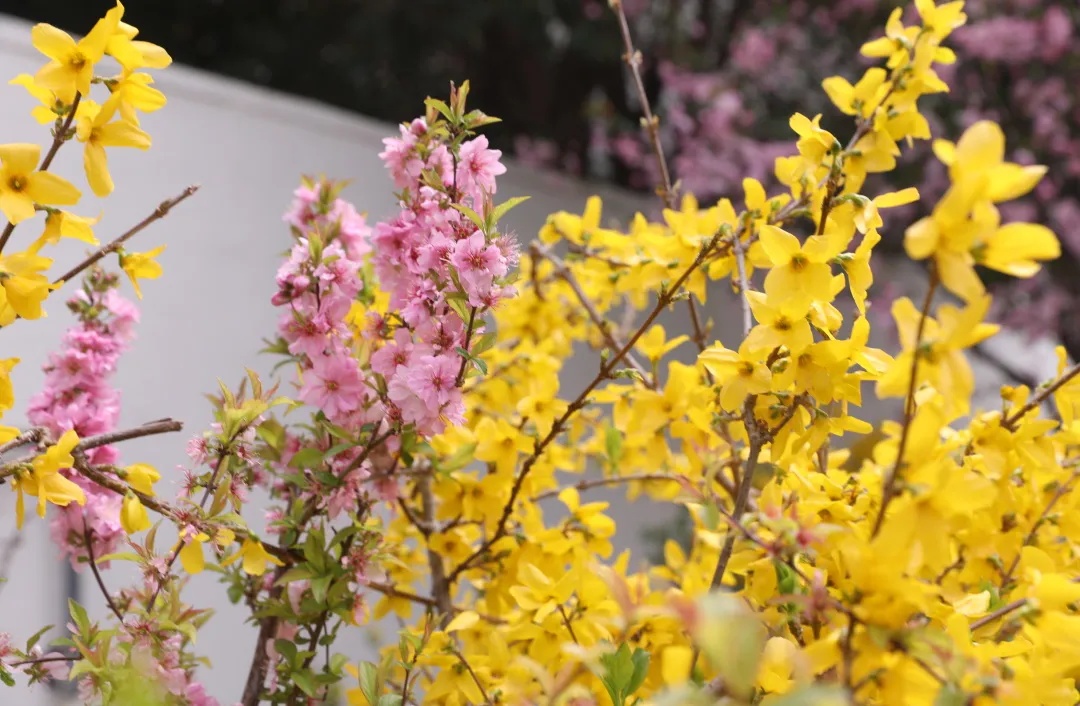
[25,270,138,568]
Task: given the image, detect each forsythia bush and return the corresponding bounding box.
[0,1,1076,705]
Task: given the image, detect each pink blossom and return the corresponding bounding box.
[456,135,507,199]
[299,355,367,421]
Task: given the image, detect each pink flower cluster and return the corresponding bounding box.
[373,120,517,434]
[274,123,517,440]
[26,273,139,570]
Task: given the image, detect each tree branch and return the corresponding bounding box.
[53,185,199,285]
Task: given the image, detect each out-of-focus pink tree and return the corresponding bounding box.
[577,0,1078,353]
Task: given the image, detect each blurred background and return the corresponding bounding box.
[0,0,1075,703]
[16,0,1080,355]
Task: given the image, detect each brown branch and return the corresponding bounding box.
[83,523,124,623]
[533,243,654,388]
[448,231,726,583]
[710,433,762,589]
[420,474,453,623]
[0,419,182,481]
[53,185,199,285]
[611,0,675,210]
[451,649,491,705]
[998,466,1080,587]
[872,267,938,538]
[969,598,1028,631]
[241,570,284,706]
[530,472,681,502]
[1001,361,1080,431]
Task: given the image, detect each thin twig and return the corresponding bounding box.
[0,419,183,481]
[448,232,726,583]
[1001,361,1080,431]
[969,598,1027,631]
[83,523,124,623]
[733,236,753,336]
[872,267,938,538]
[530,472,680,502]
[998,467,1080,587]
[451,649,491,705]
[533,243,654,387]
[710,435,762,589]
[611,0,675,210]
[53,185,200,285]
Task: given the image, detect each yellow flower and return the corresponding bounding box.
[76,96,152,197]
[222,538,284,577]
[0,358,18,411]
[106,22,172,73]
[699,340,772,412]
[759,225,841,309]
[744,291,813,355]
[120,494,150,533]
[0,144,81,224]
[635,324,688,365]
[34,210,100,251]
[0,250,55,321]
[9,74,72,123]
[32,3,124,97]
[124,462,160,495]
[822,67,890,119]
[119,245,165,299]
[108,72,168,123]
[789,113,840,165]
[13,429,86,529]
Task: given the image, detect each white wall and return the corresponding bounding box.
[0,11,1060,705]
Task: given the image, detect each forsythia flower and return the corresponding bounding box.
[222,539,285,577]
[0,143,81,224]
[12,429,86,529]
[76,96,152,197]
[31,3,124,97]
[119,245,165,298]
[120,494,150,533]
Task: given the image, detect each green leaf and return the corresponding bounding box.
[275,640,298,666]
[933,684,968,706]
[423,98,454,123]
[598,643,638,705]
[489,196,530,226]
[311,575,331,605]
[289,447,324,470]
[291,669,317,697]
[377,696,404,706]
[470,331,498,356]
[767,685,850,706]
[68,599,90,635]
[357,661,380,705]
[0,668,14,687]
[96,552,142,564]
[328,653,349,676]
[24,625,52,653]
[451,203,485,230]
[626,648,650,696]
[604,425,623,472]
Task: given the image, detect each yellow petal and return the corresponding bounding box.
[445,611,480,633]
[30,24,75,62]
